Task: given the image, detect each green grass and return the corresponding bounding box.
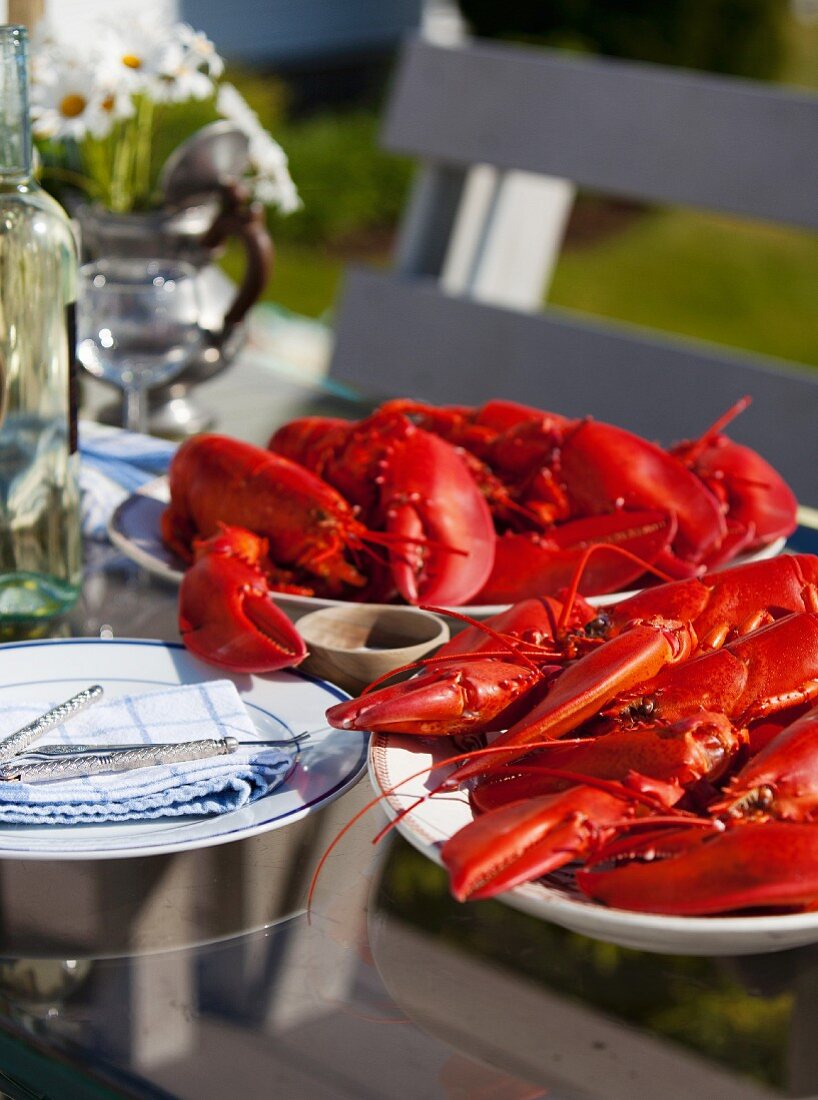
[234,15,818,375]
[222,240,343,320]
[549,208,818,366]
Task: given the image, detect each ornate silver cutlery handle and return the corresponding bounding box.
[0,685,104,764]
[0,736,240,784]
[22,732,308,758]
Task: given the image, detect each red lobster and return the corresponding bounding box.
[577,702,818,914]
[163,434,373,597]
[164,429,495,607]
[378,396,797,599]
[329,554,818,912]
[269,408,496,605]
[328,554,818,751]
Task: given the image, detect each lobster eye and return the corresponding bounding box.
[628,698,656,721]
[584,613,611,638]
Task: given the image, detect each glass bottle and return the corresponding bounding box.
[0,25,82,626]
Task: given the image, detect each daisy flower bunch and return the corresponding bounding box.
[30,17,298,215]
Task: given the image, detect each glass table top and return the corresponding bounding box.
[0,371,815,1100]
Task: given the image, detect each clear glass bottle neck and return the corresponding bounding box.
[0,25,32,181]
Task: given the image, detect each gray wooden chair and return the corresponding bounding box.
[329,37,818,505]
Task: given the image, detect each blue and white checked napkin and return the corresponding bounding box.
[0,681,293,825]
[80,421,176,541]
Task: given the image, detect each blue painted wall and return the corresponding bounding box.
[181,0,423,63]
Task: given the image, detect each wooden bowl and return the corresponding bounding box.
[297,606,450,696]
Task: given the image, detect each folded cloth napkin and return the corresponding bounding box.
[79,421,176,541]
[0,681,294,826]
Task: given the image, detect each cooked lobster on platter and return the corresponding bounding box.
[326,554,818,918]
[160,395,796,672]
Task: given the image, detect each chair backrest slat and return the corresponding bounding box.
[384,38,818,230]
[333,267,818,503]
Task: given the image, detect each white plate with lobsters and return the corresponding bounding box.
[368,731,818,956]
[108,477,787,622]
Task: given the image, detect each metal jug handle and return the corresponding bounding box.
[201,181,274,337]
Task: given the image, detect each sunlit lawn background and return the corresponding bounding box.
[221,13,818,371]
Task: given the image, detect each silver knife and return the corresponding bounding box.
[18,731,310,759]
[0,736,243,783]
[0,686,104,764]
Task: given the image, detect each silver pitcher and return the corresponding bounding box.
[76,123,274,436]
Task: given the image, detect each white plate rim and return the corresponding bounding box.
[368,733,818,955]
[0,637,368,860]
[108,476,788,618]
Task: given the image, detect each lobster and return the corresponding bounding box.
[178,524,308,673]
[328,554,818,913]
[163,430,495,608]
[376,396,798,599]
[163,433,373,597]
[327,554,818,753]
[670,396,799,562]
[441,711,744,901]
[474,510,677,602]
[576,703,818,914]
[269,409,496,606]
[432,609,818,908]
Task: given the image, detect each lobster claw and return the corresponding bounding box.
[448,618,698,783]
[560,419,727,566]
[441,784,642,901]
[576,821,818,915]
[670,398,798,560]
[474,509,677,603]
[379,420,495,606]
[326,657,554,737]
[178,525,308,673]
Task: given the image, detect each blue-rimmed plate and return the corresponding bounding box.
[0,638,367,859]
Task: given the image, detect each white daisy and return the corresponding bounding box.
[146,48,216,104]
[94,20,179,92]
[175,23,224,78]
[216,82,261,135]
[30,64,116,141]
[216,83,301,213]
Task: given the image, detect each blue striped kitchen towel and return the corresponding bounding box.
[0,680,293,825]
[79,422,176,541]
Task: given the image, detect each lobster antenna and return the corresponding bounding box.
[683,394,752,462]
[373,757,693,845]
[557,543,677,634]
[420,603,557,671]
[359,645,560,697]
